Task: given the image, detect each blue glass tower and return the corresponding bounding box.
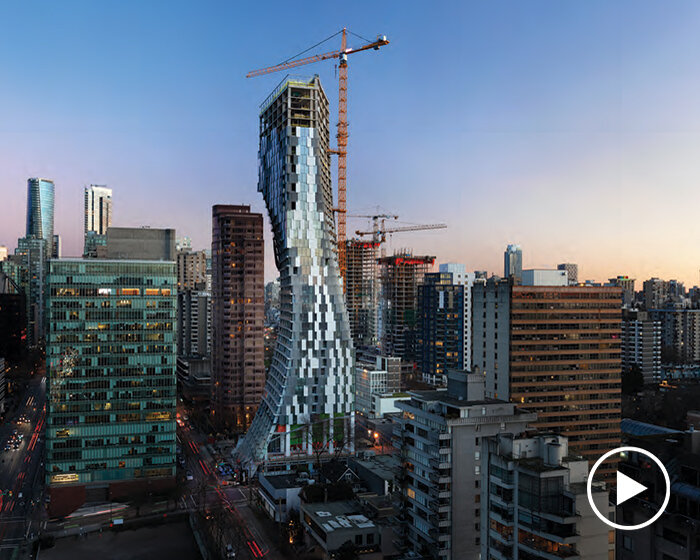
[236,76,355,469]
[26,177,55,254]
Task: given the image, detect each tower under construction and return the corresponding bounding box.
[235,76,355,470]
[345,239,379,349]
[379,251,435,362]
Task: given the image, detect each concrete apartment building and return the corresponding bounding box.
[651,308,700,364]
[621,309,661,383]
[472,278,622,480]
[393,371,536,560]
[177,288,211,357]
[176,249,207,291]
[482,433,614,560]
[210,204,264,433]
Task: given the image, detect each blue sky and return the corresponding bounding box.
[2,1,700,285]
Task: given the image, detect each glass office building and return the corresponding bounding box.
[45,259,177,490]
[235,76,355,469]
[26,177,55,255]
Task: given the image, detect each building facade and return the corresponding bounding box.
[355,355,401,418]
[177,288,211,357]
[472,279,622,479]
[345,239,379,349]
[557,263,578,285]
[394,372,536,560]
[45,258,177,516]
[621,309,661,383]
[84,185,112,236]
[379,251,435,362]
[176,249,207,291]
[0,357,5,415]
[439,263,475,371]
[26,177,55,255]
[651,308,700,364]
[417,272,464,385]
[211,205,264,432]
[504,244,522,283]
[482,433,614,560]
[235,76,355,468]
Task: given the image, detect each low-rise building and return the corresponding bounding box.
[355,355,401,418]
[348,454,398,497]
[481,433,613,560]
[257,471,306,522]
[301,500,381,558]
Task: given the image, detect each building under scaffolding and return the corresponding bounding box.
[379,251,435,363]
[345,239,379,349]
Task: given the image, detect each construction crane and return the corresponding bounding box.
[355,223,448,247]
[246,28,390,282]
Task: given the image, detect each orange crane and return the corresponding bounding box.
[246,28,389,282]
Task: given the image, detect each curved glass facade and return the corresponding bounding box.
[26,177,55,253]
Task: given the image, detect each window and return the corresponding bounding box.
[355,535,362,545]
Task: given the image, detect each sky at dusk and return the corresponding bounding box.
[2,1,700,285]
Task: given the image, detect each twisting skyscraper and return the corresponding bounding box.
[236,76,355,469]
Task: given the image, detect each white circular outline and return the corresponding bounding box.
[586,445,670,531]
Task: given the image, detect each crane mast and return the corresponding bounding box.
[246,29,389,285]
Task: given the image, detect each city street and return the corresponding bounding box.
[0,369,47,559]
[178,417,285,560]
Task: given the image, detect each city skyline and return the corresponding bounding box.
[3,1,700,285]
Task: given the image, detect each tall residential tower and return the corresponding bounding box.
[211,205,265,432]
[236,76,355,468]
[84,185,113,235]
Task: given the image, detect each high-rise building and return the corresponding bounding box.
[643,277,669,310]
[345,239,379,348]
[622,309,661,384]
[482,433,614,560]
[0,265,27,362]
[417,271,464,385]
[394,371,536,560]
[0,246,8,261]
[439,263,476,371]
[651,308,700,364]
[379,251,434,362]
[503,244,522,283]
[84,185,112,236]
[557,262,578,285]
[45,256,177,517]
[472,279,622,479]
[235,76,355,468]
[177,288,211,357]
[14,236,47,346]
[176,249,207,291]
[211,205,264,433]
[26,177,55,255]
[609,275,636,307]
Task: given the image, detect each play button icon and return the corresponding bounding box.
[616,470,647,506]
[587,446,671,531]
